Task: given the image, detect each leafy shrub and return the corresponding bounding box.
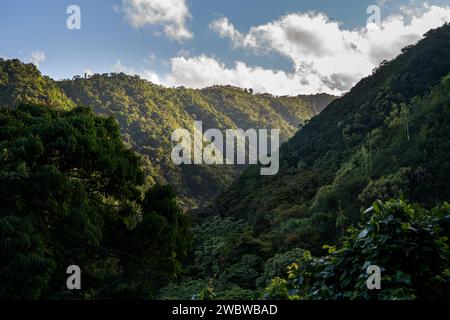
[264,200,450,300]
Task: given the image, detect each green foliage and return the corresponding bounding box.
[2,24,450,301]
[191,280,256,300]
[58,75,334,208]
[0,105,190,299]
[262,278,289,300]
[195,280,216,300]
[0,58,334,210]
[0,59,74,109]
[215,287,255,300]
[256,248,305,289]
[159,214,272,298]
[158,280,206,300]
[264,200,450,300]
[214,23,450,254]
[179,24,450,300]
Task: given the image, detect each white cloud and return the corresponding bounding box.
[204,4,450,95]
[210,17,244,48]
[165,54,338,95]
[113,60,161,84]
[121,0,192,41]
[109,3,450,96]
[28,51,46,67]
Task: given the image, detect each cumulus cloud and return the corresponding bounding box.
[203,4,450,95]
[210,17,244,48]
[113,60,161,84]
[121,0,192,41]
[28,51,46,67]
[165,55,338,95]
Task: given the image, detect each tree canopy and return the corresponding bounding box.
[0,105,190,299]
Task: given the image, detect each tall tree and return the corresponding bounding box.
[0,104,190,299]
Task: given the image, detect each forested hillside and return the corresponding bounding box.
[59,76,333,207]
[214,23,450,248]
[162,23,450,299]
[0,57,335,208]
[2,22,450,301]
[0,59,334,299]
[0,59,74,110]
[0,59,335,208]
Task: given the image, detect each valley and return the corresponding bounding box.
[0,21,449,301]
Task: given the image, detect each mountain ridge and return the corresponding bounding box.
[154,23,450,300]
[0,58,336,207]
[212,22,450,250]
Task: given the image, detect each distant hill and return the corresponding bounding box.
[0,59,74,110]
[0,58,335,208]
[57,76,334,208]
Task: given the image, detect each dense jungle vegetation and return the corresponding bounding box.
[0,57,333,208]
[0,24,450,300]
[161,23,450,300]
[58,75,333,208]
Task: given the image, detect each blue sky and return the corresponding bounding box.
[1,0,450,95]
